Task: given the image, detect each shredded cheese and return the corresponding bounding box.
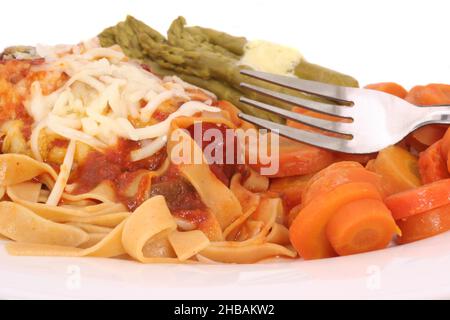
[27,39,220,160]
[46,139,76,206]
[30,119,48,161]
[130,136,168,162]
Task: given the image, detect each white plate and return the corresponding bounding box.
[1,231,450,300]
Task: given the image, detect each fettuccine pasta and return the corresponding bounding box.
[0,39,297,264]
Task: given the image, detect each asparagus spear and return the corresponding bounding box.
[167,17,240,59]
[185,26,247,56]
[295,61,359,87]
[167,17,359,88]
[99,17,326,122]
[98,15,359,123]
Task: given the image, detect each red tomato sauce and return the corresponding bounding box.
[66,122,245,219]
[150,164,205,213]
[70,139,166,210]
[186,122,245,186]
[49,138,69,149]
[0,58,59,140]
[149,164,209,225]
[151,110,170,122]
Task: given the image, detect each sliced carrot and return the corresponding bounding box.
[406,84,450,106]
[396,203,450,244]
[418,140,449,183]
[326,199,398,256]
[270,175,311,212]
[365,82,408,99]
[371,146,421,195]
[269,174,313,212]
[428,84,450,101]
[270,174,313,194]
[441,127,450,159]
[440,127,450,173]
[365,159,376,172]
[302,161,361,196]
[287,203,302,228]
[289,182,383,260]
[301,162,361,205]
[302,162,384,207]
[276,142,335,177]
[288,107,375,164]
[249,136,335,177]
[404,133,432,154]
[334,152,376,165]
[287,106,349,138]
[384,179,450,220]
[405,84,450,148]
[410,125,447,147]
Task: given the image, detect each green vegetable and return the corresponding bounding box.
[167,17,241,59]
[185,26,246,56]
[294,61,358,87]
[99,15,359,123]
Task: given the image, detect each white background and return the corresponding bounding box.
[0,0,448,88]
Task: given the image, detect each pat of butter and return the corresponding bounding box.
[239,40,303,76]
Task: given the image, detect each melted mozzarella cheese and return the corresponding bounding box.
[46,139,76,206]
[27,39,219,160]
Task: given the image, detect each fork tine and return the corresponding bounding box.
[240,97,353,136]
[238,113,353,153]
[240,82,353,118]
[241,69,356,103]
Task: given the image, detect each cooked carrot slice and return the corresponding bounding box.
[326,199,398,256]
[427,84,450,101]
[440,127,450,173]
[287,106,349,138]
[384,179,450,220]
[405,84,450,148]
[249,136,335,177]
[289,182,383,260]
[411,125,447,147]
[269,174,313,212]
[396,203,450,244]
[418,140,449,183]
[441,127,450,158]
[371,146,421,195]
[334,152,376,165]
[365,159,376,171]
[288,107,375,164]
[406,84,450,106]
[275,142,335,177]
[365,82,408,99]
[302,161,361,197]
[302,162,384,207]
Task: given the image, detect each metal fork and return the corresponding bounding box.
[238,69,450,154]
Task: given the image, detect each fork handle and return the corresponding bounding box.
[418,105,450,126]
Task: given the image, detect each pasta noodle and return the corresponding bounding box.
[199,243,297,264]
[0,154,57,186]
[168,230,210,261]
[167,119,242,229]
[0,201,89,247]
[0,40,298,264]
